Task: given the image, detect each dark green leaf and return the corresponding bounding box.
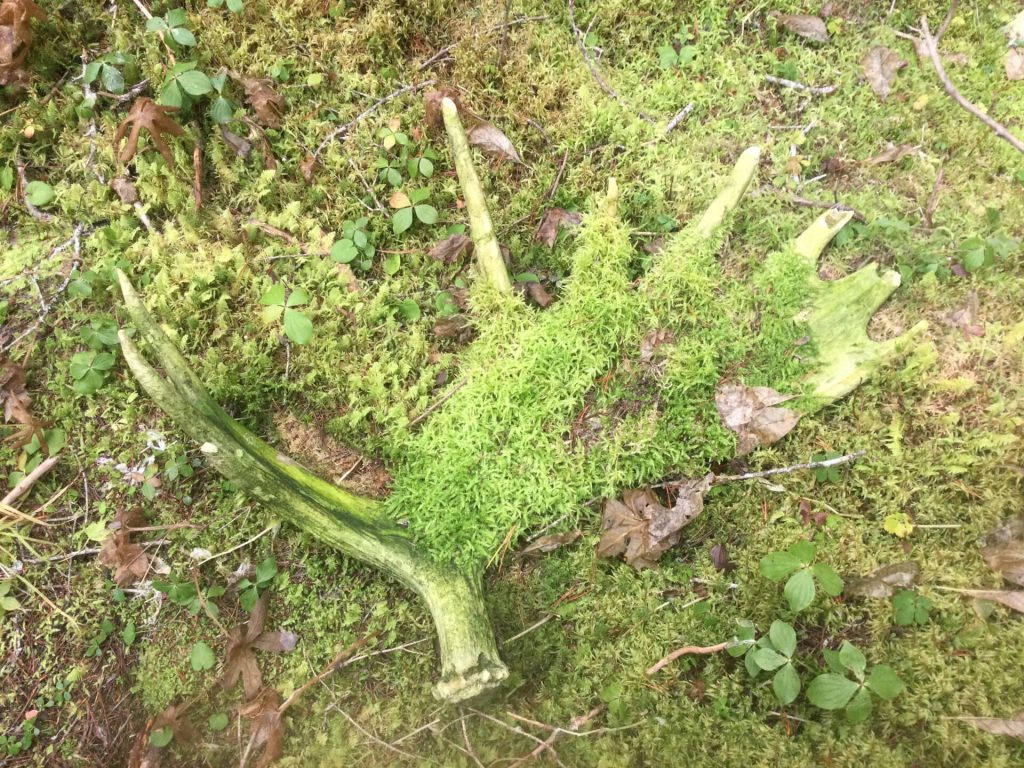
[256,558,277,584]
[784,568,816,612]
[865,664,904,700]
[177,70,212,95]
[813,563,844,596]
[768,620,796,658]
[759,551,802,580]
[773,663,801,705]
[393,206,413,234]
[845,687,873,722]
[806,673,859,710]
[752,647,789,671]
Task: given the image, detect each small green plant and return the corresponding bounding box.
[396,299,420,322]
[237,557,277,611]
[190,641,216,671]
[80,317,120,350]
[434,291,459,316]
[330,217,375,271]
[153,577,226,619]
[69,350,116,395]
[0,581,21,620]
[207,0,244,12]
[146,8,197,48]
[759,541,843,612]
[732,620,802,705]
[85,618,116,657]
[0,713,39,757]
[208,712,230,731]
[150,727,174,747]
[812,451,842,483]
[260,284,313,345]
[892,589,933,626]
[406,148,438,180]
[84,52,133,95]
[158,61,214,109]
[807,641,904,722]
[207,70,236,124]
[390,188,438,235]
[882,512,914,538]
[657,31,698,69]
[958,231,1019,273]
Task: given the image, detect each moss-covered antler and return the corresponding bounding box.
[117,100,926,703]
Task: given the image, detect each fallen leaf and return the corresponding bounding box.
[98,531,149,586]
[221,593,298,700]
[429,233,474,264]
[710,543,733,572]
[714,385,800,455]
[109,176,138,204]
[238,689,284,768]
[1007,48,1024,82]
[467,122,521,163]
[520,530,582,556]
[982,517,1024,586]
[114,97,185,166]
[232,72,285,128]
[948,291,985,339]
[861,46,907,101]
[867,144,918,165]
[219,124,252,158]
[1,358,45,448]
[958,712,1024,741]
[535,208,583,247]
[524,281,554,308]
[640,328,674,364]
[0,0,46,87]
[127,702,196,768]
[775,13,829,43]
[388,189,411,209]
[954,589,1024,614]
[299,154,317,184]
[598,477,712,570]
[844,561,920,598]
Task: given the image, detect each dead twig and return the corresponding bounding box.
[567,0,655,123]
[409,380,466,428]
[764,75,837,96]
[314,80,435,158]
[646,639,731,676]
[278,632,378,714]
[418,15,549,71]
[506,705,605,768]
[711,450,866,484]
[782,194,866,223]
[500,613,554,646]
[935,0,959,45]
[192,124,203,211]
[331,705,425,762]
[918,15,1024,154]
[470,710,565,767]
[2,454,61,507]
[664,103,695,134]
[924,166,944,228]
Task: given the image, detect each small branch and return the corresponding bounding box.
[471,710,565,768]
[646,640,730,676]
[567,0,655,124]
[711,450,866,484]
[506,706,604,768]
[935,0,960,45]
[198,523,276,565]
[664,103,695,134]
[782,194,866,223]
[919,16,1024,154]
[314,80,435,158]
[278,632,378,714]
[2,454,61,507]
[409,380,466,429]
[500,613,554,646]
[419,15,549,71]
[923,166,944,228]
[764,75,837,96]
[332,706,424,762]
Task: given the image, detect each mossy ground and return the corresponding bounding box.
[1,0,1022,765]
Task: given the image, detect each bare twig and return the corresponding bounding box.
[472,709,565,767]
[935,0,960,45]
[764,75,837,96]
[711,450,866,484]
[919,15,1024,154]
[314,80,435,158]
[924,166,944,227]
[278,632,378,713]
[98,79,150,103]
[664,103,695,134]
[567,0,654,123]
[409,380,466,428]
[2,454,61,507]
[506,705,605,768]
[646,639,731,676]
[501,613,554,646]
[192,124,203,211]
[198,523,276,565]
[331,706,425,762]
[348,157,385,212]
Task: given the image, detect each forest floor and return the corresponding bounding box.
[1,1,1023,766]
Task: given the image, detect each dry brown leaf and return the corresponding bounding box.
[299,154,317,184]
[388,189,411,209]
[114,98,185,167]
[844,561,920,598]
[1,358,46,448]
[524,281,554,308]
[219,124,252,158]
[0,0,46,87]
[958,713,1024,740]
[535,208,583,247]
[1007,48,1024,81]
[598,477,712,570]
[127,702,196,768]
[110,176,138,204]
[221,593,298,701]
[861,46,907,101]
[467,122,521,163]
[710,543,733,572]
[714,384,800,455]
[982,517,1024,586]
[867,143,918,165]
[429,233,474,264]
[239,689,284,768]
[98,531,149,586]
[948,291,986,339]
[956,589,1024,614]
[432,316,471,341]
[520,530,581,556]
[775,13,829,43]
[232,72,285,128]
[640,328,674,364]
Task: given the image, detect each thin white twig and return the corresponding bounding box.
[712,450,866,484]
[314,80,435,158]
[664,103,695,134]
[198,524,276,565]
[764,75,837,96]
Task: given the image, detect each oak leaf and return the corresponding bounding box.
[429,233,474,264]
[114,98,185,167]
[535,208,582,247]
[467,122,521,163]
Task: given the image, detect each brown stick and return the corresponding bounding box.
[924,166,945,228]
[507,706,604,768]
[192,125,203,210]
[934,0,959,44]
[919,16,1024,154]
[278,632,378,714]
[2,454,61,507]
[645,640,730,676]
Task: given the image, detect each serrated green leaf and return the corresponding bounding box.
[839,641,867,679]
[159,80,183,108]
[240,586,258,611]
[812,563,844,596]
[784,568,816,612]
[397,299,420,322]
[392,206,413,234]
[865,664,904,700]
[84,61,102,84]
[211,97,234,124]
[845,687,873,722]
[752,647,789,671]
[759,551,803,580]
[227,0,244,11]
[166,8,188,26]
[122,620,136,646]
[768,620,796,658]
[283,310,312,344]
[773,663,801,705]
[806,673,859,710]
[101,65,125,94]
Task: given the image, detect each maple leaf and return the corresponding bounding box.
[597,477,712,569]
[239,689,284,768]
[114,97,186,167]
[0,0,46,87]
[221,593,298,700]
